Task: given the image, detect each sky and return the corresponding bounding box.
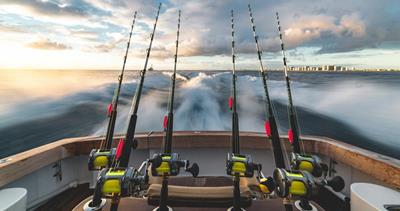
[0,0,399,70]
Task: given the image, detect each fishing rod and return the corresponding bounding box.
[117,3,162,168]
[162,8,180,154]
[86,4,163,211]
[275,12,301,154]
[150,10,199,211]
[275,12,326,177]
[105,11,137,150]
[225,10,274,211]
[230,9,240,156]
[246,5,294,211]
[88,11,137,171]
[247,4,285,169]
[229,10,241,211]
[272,12,345,211]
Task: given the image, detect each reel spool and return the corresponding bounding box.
[290,153,327,177]
[88,148,116,171]
[226,153,261,177]
[273,168,315,199]
[150,153,199,177]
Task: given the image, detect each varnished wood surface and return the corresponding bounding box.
[0,131,399,189]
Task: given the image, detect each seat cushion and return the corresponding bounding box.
[146,176,255,207]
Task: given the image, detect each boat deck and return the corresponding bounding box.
[74,197,324,211]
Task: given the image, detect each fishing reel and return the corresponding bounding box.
[88,139,138,171]
[88,148,116,171]
[226,153,261,177]
[273,168,344,210]
[84,167,147,211]
[290,152,327,177]
[150,153,199,177]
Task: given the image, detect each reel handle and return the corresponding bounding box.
[186,162,199,177]
[149,154,163,168]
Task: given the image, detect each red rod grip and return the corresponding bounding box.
[107,103,113,117]
[288,129,294,143]
[116,138,124,160]
[163,115,168,129]
[264,120,271,137]
[229,97,233,110]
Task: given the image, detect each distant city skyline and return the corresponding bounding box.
[0,0,399,70]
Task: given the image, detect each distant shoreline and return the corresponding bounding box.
[264,70,400,73]
[1,69,399,73]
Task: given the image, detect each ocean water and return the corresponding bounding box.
[0,70,399,159]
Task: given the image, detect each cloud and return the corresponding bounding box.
[94,42,117,53]
[277,13,367,53]
[27,38,70,50]
[339,14,366,38]
[1,0,400,69]
[0,0,110,18]
[0,23,27,33]
[70,29,99,40]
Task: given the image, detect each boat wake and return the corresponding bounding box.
[0,71,399,159]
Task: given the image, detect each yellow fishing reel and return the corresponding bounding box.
[290,152,326,177]
[273,168,345,198]
[226,153,260,177]
[99,167,136,197]
[150,153,199,177]
[88,148,116,171]
[273,168,315,199]
[85,167,146,210]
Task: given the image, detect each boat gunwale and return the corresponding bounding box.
[0,131,398,189]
